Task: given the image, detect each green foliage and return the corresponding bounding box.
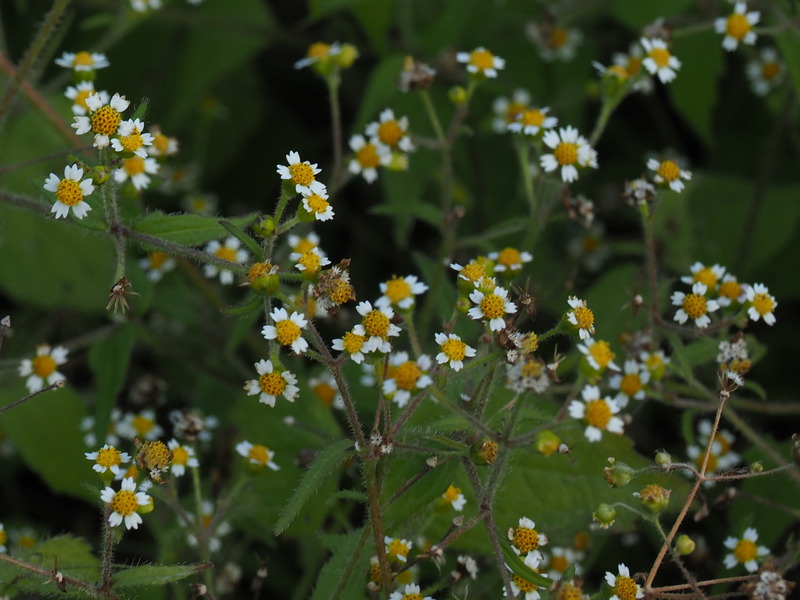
[132,211,258,248]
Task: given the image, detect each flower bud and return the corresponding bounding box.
[253,216,276,238]
[247,262,280,296]
[534,430,561,456]
[449,86,467,105]
[334,44,359,68]
[592,503,616,528]
[603,458,634,487]
[137,496,155,515]
[471,438,498,465]
[675,534,695,555]
[634,484,670,514]
[455,295,471,315]
[655,451,672,466]
[750,461,764,474]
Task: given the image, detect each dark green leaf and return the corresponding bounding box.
[88,324,135,448]
[112,563,211,587]
[133,211,258,247]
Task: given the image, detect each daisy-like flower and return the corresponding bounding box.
[72,92,130,148]
[456,46,505,79]
[287,231,320,254]
[724,528,769,572]
[382,352,433,408]
[506,356,550,394]
[671,282,720,328]
[203,236,248,285]
[526,23,582,62]
[492,89,532,132]
[540,126,598,183]
[332,328,369,364]
[384,536,412,564]
[568,385,624,442]
[605,563,644,600]
[566,296,595,341]
[300,187,335,221]
[507,106,558,137]
[693,419,741,469]
[681,262,727,291]
[236,440,280,471]
[505,551,547,600]
[641,37,681,83]
[509,516,549,555]
[309,371,344,409]
[167,439,199,477]
[100,477,151,529]
[55,51,110,72]
[468,284,517,331]
[608,359,650,408]
[488,247,533,274]
[355,301,401,353]
[746,48,784,96]
[715,2,759,52]
[18,344,68,393]
[114,155,160,191]
[139,251,176,282]
[434,332,476,371]
[276,151,326,195]
[365,108,414,152]
[745,283,777,325]
[450,259,490,288]
[111,118,154,158]
[43,164,94,219]
[169,408,219,443]
[294,41,342,70]
[85,445,131,476]
[376,275,428,310]
[65,83,107,115]
[187,500,232,553]
[348,134,389,184]
[389,583,433,600]
[647,157,691,192]
[147,125,179,157]
[578,338,619,372]
[243,359,299,407]
[292,246,331,277]
[612,44,653,93]
[543,547,579,580]
[262,307,309,355]
[717,274,746,307]
[117,409,164,441]
[439,484,466,511]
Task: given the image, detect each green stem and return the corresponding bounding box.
[589,95,620,147]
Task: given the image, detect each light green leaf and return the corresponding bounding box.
[311,530,368,600]
[112,563,211,587]
[775,30,800,97]
[88,324,135,448]
[133,211,258,247]
[9,535,100,597]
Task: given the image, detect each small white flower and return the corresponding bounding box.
[468,285,517,331]
[18,344,68,393]
[746,47,784,96]
[100,477,151,529]
[641,37,681,83]
[261,307,309,355]
[376,275,428,310]
[114,156,160,191]
[568,385,624,442]
[365,108,414,152]
[236,440,280,471]
[715,2,759,52]
[745,283,777,325]
[647,157,691,192]
[723,527,769,572]
[381,352,432,408]
[605,563,644,600]
[276,151,326,195]
[434,332,476,371]
[85,444,131,476]
[671,282,720,328]
[203,237,248,285]
[244,360,299,407]
[167,439,199,477]
[608,359,650,408]
[389,583,433,600]
[43,164,94,220]
[55,51,109,71]
[456,46,505,78]
[540,126,597,183]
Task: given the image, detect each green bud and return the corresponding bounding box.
[334,44,359,68]
[592,503,616,528]
[455,295,471,315]
[137,496,155,515]
[635,484,670,514]
[253,216,276,238]
[449,86,467,105]
[604,459,634,487]
[534,430,561,456]
[750,461,764,474]
[471,438,498,466]
[655,451,672,466]
[675,534,695,556]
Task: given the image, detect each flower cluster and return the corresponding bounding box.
[349,108,415,183]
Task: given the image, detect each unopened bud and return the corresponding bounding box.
[334,44,359,68]
[655,451,671,466]
[634,484,670,514]
[449,86,467,105]
[603,458,634,487]
[750,461,764,474]
[675,534,695,555]
[471,438,498,465]
[534,430,561,456]
[253,216,276,238]
[592,503,616,528]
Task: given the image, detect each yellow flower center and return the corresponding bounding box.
[692,267,717,288]
[118,126,144,152]
[307,42,331,60]
[644,354,663,370]
[588,340,615,368]
[649,47,671,68]
[110,490,139,517]
[249,444,270,465]
[56,179,84,207]
[734,538,758,563]
[313,382,336,406]
[215,246,237,262]
[442,484,461,503]
[356,143,380,168]
[620,373,643,397]
[305,193,330,214]
[363,309,390,337]
[248,261,271,281]
[96,446,123,468]
[74,51,94,66]
[762,62,779,80]
[460,262,485,283]
[695,452,718,471]
[614,575,640,600]
[19,535,35,549]
[628,56,642,76]
[288,162,316,187]
[549,27,568,49]
[520,109,546,128]
[342,331,366,354]
[657,160,680,182]
[75,89,93,110]
[123,156,146,176]
[584,399,612,429]
[393,361,422,390]
[469,48,495,70]
[555,583,583,600]
[139,440,170,471]
[293,238,316,254]
[275,319,302,345]
[682,293,708,319]
[387,538,410,560]
[133,415,155,435]
[719,279,742,300]
[91,105,122,136]
[258,372,287,396]
[298,251,322,274]
[329,280,356,304]
[153,132,170,154]
[520,358,545,378]
[478,439,498,463]
[751,293,775,316]
[550,554,569,573]
[122,465,139,480]
[385,277,412,303]
[377,120,403,146]
[32,354,57,377]
[149,251,169,269]
[172,446,189,466]
[513,575,537,593]
[554,141,578,166]
[441,338,467,361]
[403,594,422,600]
[497,247,523,268]
[513,526,541,553]
[505,101,527,123]
[726,13,751,40]
[479,293,505,319]
[572,305,594,330]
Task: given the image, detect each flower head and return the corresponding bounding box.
[671,282,720,328]
[509,516,549,555]
[309,371,344,409]
[456,46,505,79]
[244,360,299,407]
[440,484,466,511]
[745,283,777,325]
[715,3,759,51]
[365,108,414,152]
[384,536,412,564]
[262,307,309,355]
[167,439,199,477]
[100,477,151,529]
[292,246,331,276]
[468,284,517,331]
[493,89,532,132]
[85,445,131,476]
[115,155,160,191]
[681,262,726,291]
[540,126,598,182]
[355,301,401,353]
[746,48,784,96]
[717,274,746,306]
[332,328,368,364]
[566,296,595,341]
[389,583,433,600]
[568,385,624,442]
[376,275,428,310]
[147,125,179,157]
[236,440,280,471]
[72,92,130,148]
[55,51,109,72]
[527,23,582,62]
[505,551,547,600]
[382,352,433,408]
[18,344,68,393]
[294,41,342,70]
[605,563,644,600]
[110,118,154,157]
[647,158,691,192]
[641,37,681,83]
[186,500,231,553]
[608,359,650,408]
[43,164,94,219]
[488,247,533,274]
[277,151,326,195]
[139,251,176,282]
[203,237,248,285]
[300,187,335,221]
[348,134,390,184]
[117,409,164,441]
[508,107,558,137]
[434,332,476,371]
[65,83,107,115]
[577,338,619,372]
[724,528,769,572]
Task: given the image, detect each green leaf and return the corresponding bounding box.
[88,324,135,447]
[500,538,551,587]
[133,211,258,247]
[311,530,368,600]
[273,438,353,535]
[10,535,100,597]
[611,0,693,29]
[326,489,368,504]
[112,563,211,587]
[219,219,262,256]
[775,30,800,98]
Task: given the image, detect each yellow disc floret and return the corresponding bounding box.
[393,361,422,390]
[588,340,615,368]
[305,193,330,214]
[657,160,680,183]
[56,179,84,207]
[734,538,758,563]
[313,382,336,406]
[554,142,578,166]
[32,354,57,377]
[572,306,594,330]
[356,143,380,168]
[648,47,671,68]
[585,399,612,429]
[96,446,124,469]
[479,293,505,319]
[342,331,366,353]
[275,320,302,346]
[469,48,495,70]
[682,294,708,319]
[620,373,643,397]
[172,445,189,466]
[751,292,776,316]
[513,526,542,553]
[288,162,316,187]
[520,109,546,128]
[726,13,751,40]
[259,372,287,396]
[513,575,537,593]
[149,252,169,269]
[123,156,146,176]
[613,575,640,600]
[378,120,403,146]
[298,251,322,274]
[441,338,467,361]
[249,444,270,465]
[111,489,139,517]
[362,309,390,338]
[118,127,145,153]
[91,105,122,136]
[385,277,411,303]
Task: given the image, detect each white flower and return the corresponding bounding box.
[236,440,280,471]
[389,583,433,600]
[65,83,108,116]
[100,477,151,529]
[203,237,248,285]
[167,439,199,477]
[72,93,130,148]
[55,51,109,71]
[605,563,644,600]
[114,156,160,191]
[680,262,726,290]
[507,107,558,137]
[111,118,155,158]
[745,283,777,325]
[244,360,299,407]
[262,307,309,355]
[276,151,326,195]
[723,527,769,572]
[434,332,476,371]
[85,445,131,476]
[382,352,432,407]
[43,164,94,219]
[332,329,368,364]
[566,296,595,341]
[568,385,624,442]
[468,285,517,331]
[365,108,414,152]
[540,126,597,183]
[647,158,691,192]
[456,47,505,78]
[608,359,650,408]
[715,2,759,51]
[671,282,720,328]
[492,89,532,132]
[117,409,164,441]
[376,275,428,310]
[641,37,681,83]
[300,187,335,221]
[18,344,68,393]
[746,47,784,96]
[355,301,401,353]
